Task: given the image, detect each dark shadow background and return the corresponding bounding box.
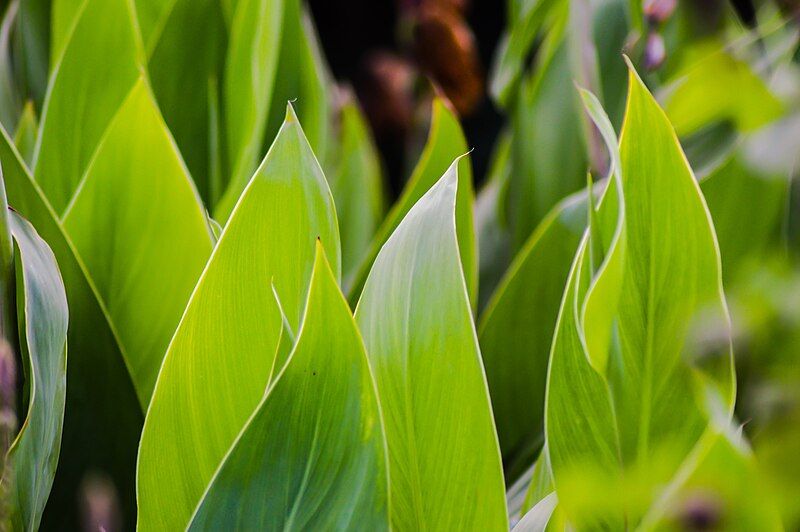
[308,0,506,194]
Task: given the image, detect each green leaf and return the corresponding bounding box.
[0,125,141,528]
[543,65,734,527]
[137,105,340,530]
[355,163,507,529]
[348,97,476,307]
[3,210,67,531]
[14,0,51,105]
[506,16,588,250]
[329,95,385,285]
[189,243,389,530]
[214,0,283,221]
[216,0,332,221]
[49,0,80,66]
[513,492,557,531]
[478,190,587,473]
[61,77,213,405]
[12,101,37,167]
[0,2,21,132]
[35,0,143,213]
[142,0,227,206]
[662,43,784,137]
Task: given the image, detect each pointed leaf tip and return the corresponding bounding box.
[285,102,299,123]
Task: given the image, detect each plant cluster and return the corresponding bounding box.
[0,0,798,530]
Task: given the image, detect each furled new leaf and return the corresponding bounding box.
[189,243,389,530]
[3,210,67,531]
[34,0,143,213]
[13,101,36,166]
[349,97,476,306]
[0,127,141,528]
[355,163,506,529]
[137,105,340,530]
[61,77,213,404]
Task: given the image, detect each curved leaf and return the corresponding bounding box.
[142,0,227,205]
[349,97,476,306]
[189,243,389,530]
[329,96,385,284]
[34,0,143,213]
[216,0,283,220]
[478,191,587,473]
[61,77,213,404]
[3,210,67,531]
[544,65,734,527]
[355,163,506,529]
[137,105,340,530]
[0,126,141,528]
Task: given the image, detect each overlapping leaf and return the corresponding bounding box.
[61,77,213,404]
[355,163,506,529]
[2,210,67,531]
[0,127,142,528]
[329,95,385,284]
[478,190,587,474]
[137,105,340,530]
[189,243,389,530]
[542,65,735,528]
[35,0,143,213]
[348,97,475,305]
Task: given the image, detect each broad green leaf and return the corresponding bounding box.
[215,0,281,221]
[216,0,331,221]
[3,210,67,531]
[48,0,80,66]
[0,127,141,528]
[329,96,385,285]
[137,105,340,530]
[544,65,734,527]
[0,1,21,131]
[142,0,227,206]
[34,0,143,213]
[348,97,476,307]
[475,131,512,309]
[506,11,588,250]
[702,154,789,280]
[14,0,51,105]
[189,243,389,530]
[61,77,213,404]
[663,42,784,137]
[479,189,587,474]
[13,101,36,166]
[355,163,507,530]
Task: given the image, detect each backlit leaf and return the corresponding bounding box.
[355,163,506,529]
[189,243,389,530]
[137,105,340,530]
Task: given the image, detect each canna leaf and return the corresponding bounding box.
[512,493,558,532]
[355,162,506,530]
[3,210,68,531]
[543,64,734,528]
[217,0,331,221]
[35,0,143,213]
[142,0,227,206]
[478,190,587,475]
[0,126,141,528]
[329,95,385,285]
[14,0,51,105]
[189,243,389,530]
[61,77,213,405]
[348,97,476,307]
[214,0,282,221]
[0,1,20,132]
[137,105,340,530]
[12,101,37,167]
